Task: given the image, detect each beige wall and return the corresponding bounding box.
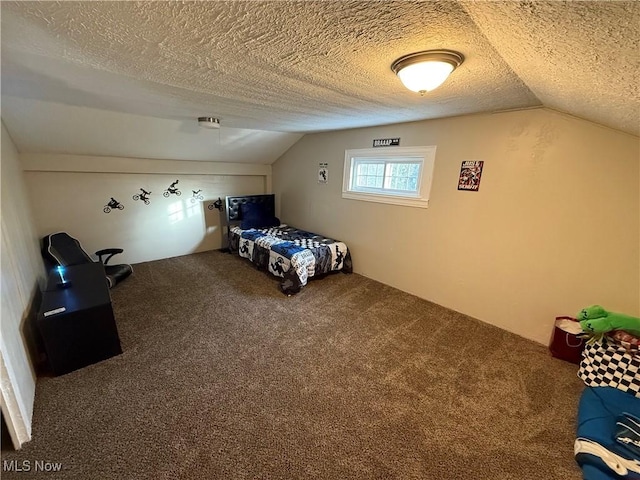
[272,108,640,344]
[1,121,45,447]
[22,154,271,264]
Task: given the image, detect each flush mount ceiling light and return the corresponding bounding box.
[198,117,221,129]
[391,49,464,95]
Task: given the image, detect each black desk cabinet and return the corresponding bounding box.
[37,263,122,376]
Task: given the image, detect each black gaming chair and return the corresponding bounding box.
[42,232,133,288]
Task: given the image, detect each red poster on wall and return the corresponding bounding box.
[457,160,484,191]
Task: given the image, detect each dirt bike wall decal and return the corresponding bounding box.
[103,197,124,213]
[103,180,220,213]
[190,189,204,203]
[133,188,152,205]
[163,179,181,197]
[208,197,224,211]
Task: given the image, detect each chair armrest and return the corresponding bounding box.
[95,248,124,265]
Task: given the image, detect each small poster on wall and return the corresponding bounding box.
[318,163,328,184]
[457,161,484,191]
[373,137,400,147]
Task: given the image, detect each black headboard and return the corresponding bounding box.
[225,194,275,223]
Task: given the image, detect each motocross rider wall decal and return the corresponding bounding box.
[208,197,224,211]
[190,189,204,203]
[163,179,181,197]
[103,197,124,213]
[133,188,152,205]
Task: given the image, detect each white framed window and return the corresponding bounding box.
[342,146,436,208]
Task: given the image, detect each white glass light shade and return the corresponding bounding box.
[396,61,455,93]
[391,50,464,94]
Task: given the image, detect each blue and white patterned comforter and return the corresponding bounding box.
[229,225,352,294]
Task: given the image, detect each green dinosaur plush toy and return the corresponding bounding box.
[577,305,640,337]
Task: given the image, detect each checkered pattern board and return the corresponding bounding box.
[578,340,640,398]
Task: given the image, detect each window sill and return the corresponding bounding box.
[342,191,430,208]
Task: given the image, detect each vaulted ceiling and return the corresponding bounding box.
[1,1,638,163]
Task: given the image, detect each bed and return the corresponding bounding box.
[224,194,352,294]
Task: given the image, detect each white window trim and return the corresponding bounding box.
[342,146,436,208]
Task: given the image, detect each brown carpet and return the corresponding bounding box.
[2,250,584,479]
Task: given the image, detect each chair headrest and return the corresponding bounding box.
[45,232,93,266]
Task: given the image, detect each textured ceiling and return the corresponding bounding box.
[461,0,640,137]
[0,1,638,162]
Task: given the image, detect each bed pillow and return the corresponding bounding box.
[240,202,280,229]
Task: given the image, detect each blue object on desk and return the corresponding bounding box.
[56,265,72,288]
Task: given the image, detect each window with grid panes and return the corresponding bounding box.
[342,146,436,208]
